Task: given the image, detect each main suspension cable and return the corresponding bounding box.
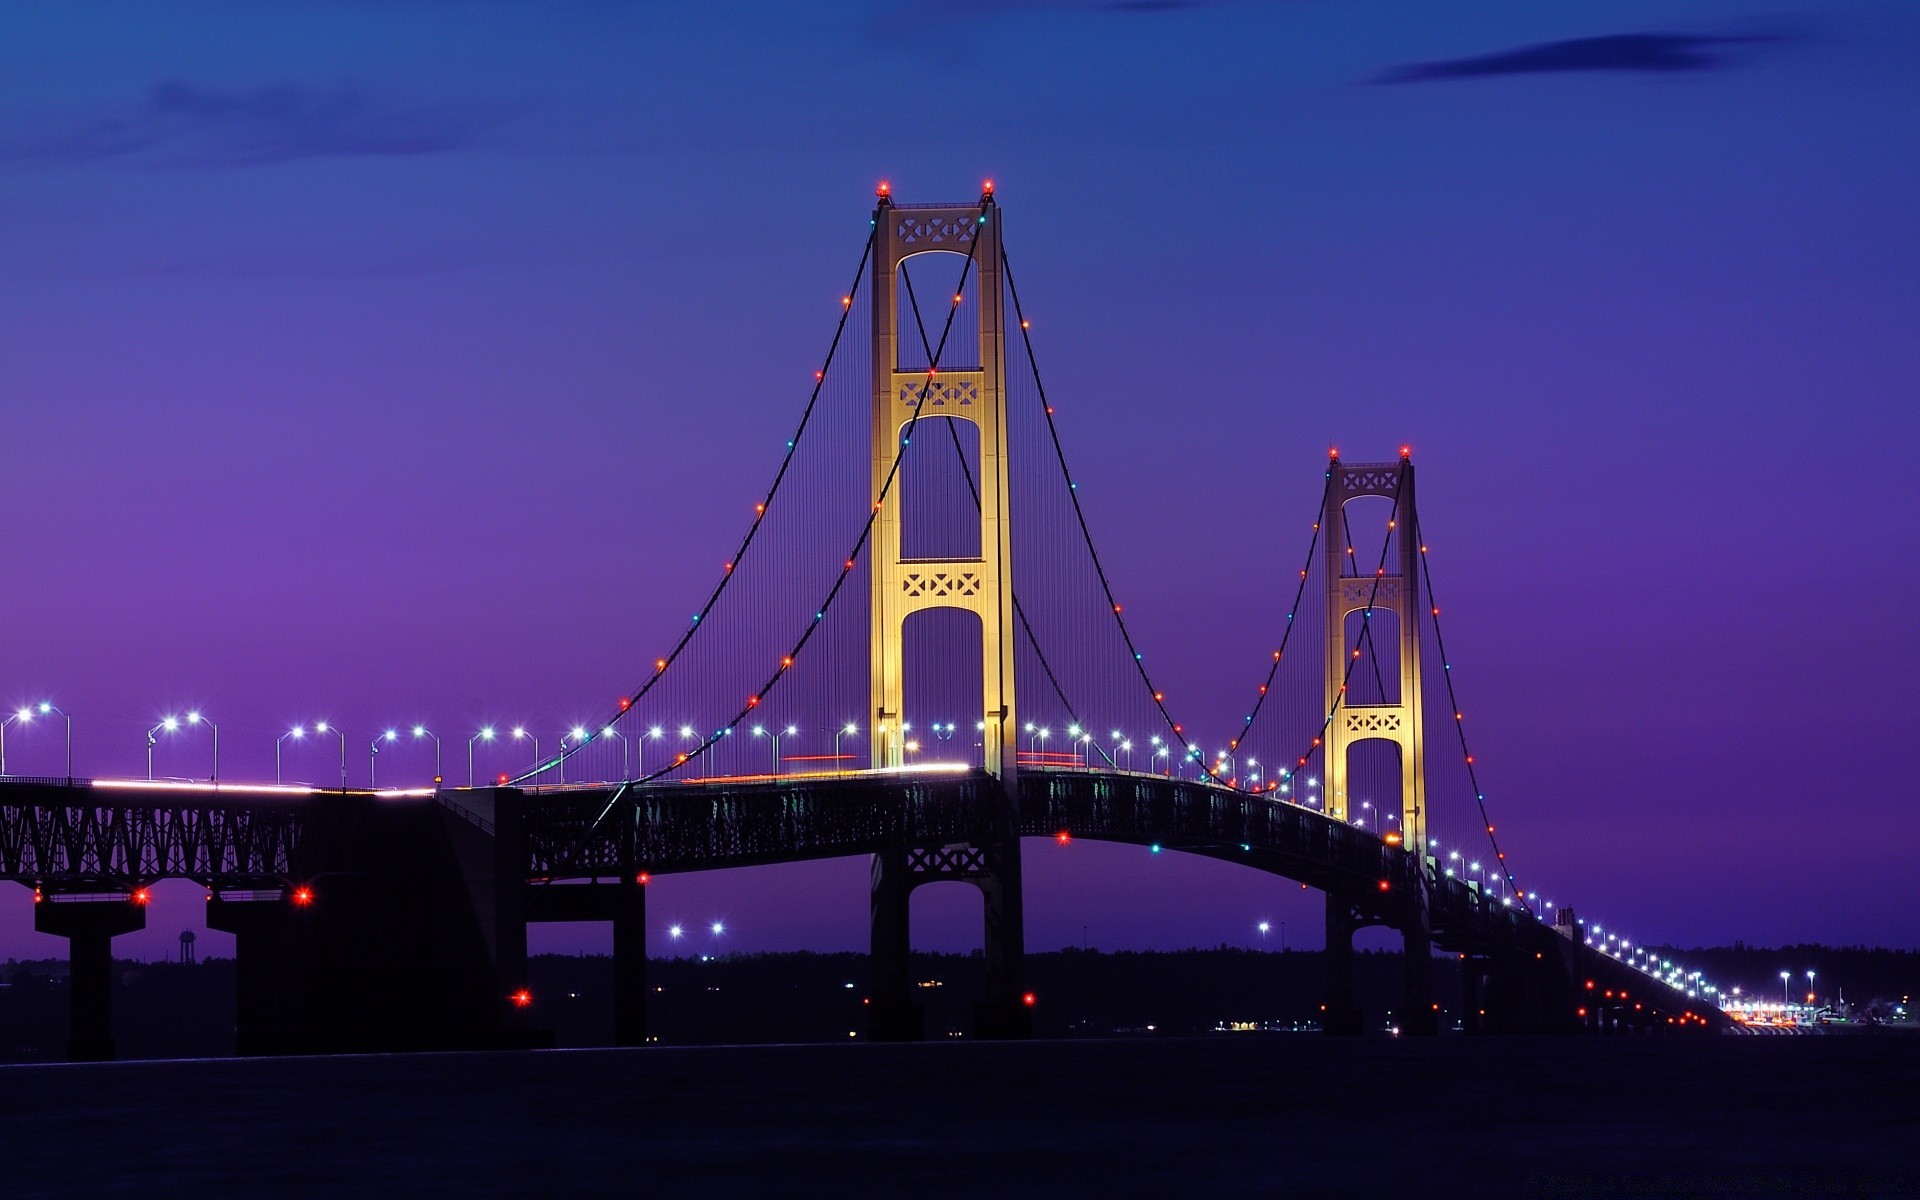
[1414,511,1529,913]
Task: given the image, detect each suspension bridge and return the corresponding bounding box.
[0,186,1730,1059]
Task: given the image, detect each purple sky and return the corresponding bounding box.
[3,1,1917,966]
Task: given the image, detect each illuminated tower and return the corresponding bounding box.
[867,184,1017,784]
[1321,448,1425,859]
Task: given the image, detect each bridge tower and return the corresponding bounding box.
[866,185,1026,1040]
[868,185,1017,780]
[1321,449,1435,1035]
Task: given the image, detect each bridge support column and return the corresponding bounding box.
[1399,882,1438,1036]
[35,897,146,1062]
[207,894,311,1056]
[972,837,1029,1040]
[612,876,648,1048]
[868,848,922,1042]
[1322,898,1363,1036]
[1460,955,1488,1034]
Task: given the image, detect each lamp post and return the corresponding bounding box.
[468,727,495,787]
[314,722,345,789]
[372,731,396,786]
[1780,971,1791,1004]
[834,723,859,771]
[511,727,540,782]
[600,725,628,780]
[276,726,306,785]
[679,726,702,778]
[147,716,179,781]
[563,727,591,783]
[641,726,663,778]
[0,707,31,775]
[35,702,72,780]
[1258,920,1270,949]
[187,711,219,782]
[1807,969,1817,1004]
[412,725,442,783]
[753,724,795,775]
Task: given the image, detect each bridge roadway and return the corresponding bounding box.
[0,769,1724,1057]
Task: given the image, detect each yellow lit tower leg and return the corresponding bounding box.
[1321,448,1434,1035]
[866,184,1025,1040]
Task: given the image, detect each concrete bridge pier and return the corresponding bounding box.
[1459,954,1489,1034]
[1399,928,1438,1036]
[522,876,647,1046]
[1321,898,1364,1036]
[612,876,648,1047]
[1398,877,1438,1036]
[34,895,146,1062]
[868,836,1029,1042]
[206,894,312,1056]
[867,848,922,1042]
[971,837,1029,1040]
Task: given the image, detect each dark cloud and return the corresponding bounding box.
[0,81,521,168]
[1375,32,1788,84]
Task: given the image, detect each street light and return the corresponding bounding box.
[147,716,180,781]
[1807,969,1817,1004]
[148,711,224,782]
[468,727,495,788]
[562,726,592,783]
[412,725,442,783]
[23,702,74,780]
[835,723,859,771]
[509,727,539,781]
[0,707,33,775]
[276,725,307,785]
[640,726,663,777]
[1781,971,1791,1004]
[314,721,346,789]
[187,711,219,782]
[1258,920,1270,948]
[752,724,796,774]
[372,730,397,786]
[600,725,629,780]
[679,725,702,778]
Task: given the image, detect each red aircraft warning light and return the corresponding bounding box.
[291,886,315,907]
[511,989,534,1009]
[1022,992,1037,1007]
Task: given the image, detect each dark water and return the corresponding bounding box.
[1,1036,1913,1198]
